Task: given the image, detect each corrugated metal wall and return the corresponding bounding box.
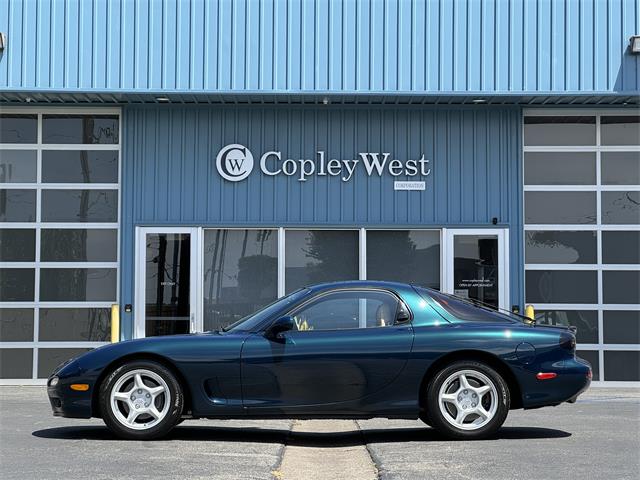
[1,0,638,94]
[119,105,524,335]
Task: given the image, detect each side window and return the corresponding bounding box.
[290,290,400,331]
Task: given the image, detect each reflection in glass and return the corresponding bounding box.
[603,271,640,304]
[203,229,278,331]
[367,230,440,289]
[41,229,117,262]
[524,116,596,146]
[40,268,117,301]
[601,152,640,185]
[0,114,37,143]
[0,349,33,379]
[285,230,358,293]
[145,234,190,337]
[525,231,596,264]
[42,150,119,183]
[535,310,598,344]
[0,229,35,261]
[525,192,596,224]
[291,290,399,330]
[41,190,118,222]
[0,189,36,222]
[526,270,597,304]
[0,309,34,341]
[453,235,498,309]
[604,351,640,381]
[39,308,110,342]
[603,311,640,344]
[0,150,37,182]
[601,191,640,225]
[602,231,640,264]
[600,116,640,146]
[524,152,596,185]
[0,269,35,301]
[576,350,599,380]
[42,115,119,144]
[37,348,90,378]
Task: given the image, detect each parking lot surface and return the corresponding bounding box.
[0,387,638,480]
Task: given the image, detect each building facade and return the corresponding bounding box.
[0,0,639,384]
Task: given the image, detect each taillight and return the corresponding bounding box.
[559,331,576,353]
[536,372,558,380]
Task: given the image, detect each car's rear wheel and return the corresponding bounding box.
[99,360,183,440]
[424,360,509,439]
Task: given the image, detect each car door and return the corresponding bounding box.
[240,288,414,412]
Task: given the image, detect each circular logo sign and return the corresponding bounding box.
[216,144,254,181]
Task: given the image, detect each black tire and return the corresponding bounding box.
[99,360,184,440]
[424,360,510,440]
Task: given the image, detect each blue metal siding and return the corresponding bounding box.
[119,105,523,337]
[1,0,638,95]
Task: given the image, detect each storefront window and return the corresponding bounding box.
[0,110,120,380]
[0,150,37,182]
[367,230,440,289]
[525,192,596,224]
[0,114,37,143]
[524,152,596,185]
[285,230,359,294]
[524,116,596,146]
[525,231,597,264]
[524,111,640,381]
[203,229,278,331]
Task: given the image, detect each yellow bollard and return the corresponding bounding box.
[524,304,535,321]
[111,304,120,343]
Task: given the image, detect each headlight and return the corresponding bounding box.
[49,376,59,387]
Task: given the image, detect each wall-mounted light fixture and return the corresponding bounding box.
[630,35,640,54]
[0,32,6,51]
[155,96,170,102]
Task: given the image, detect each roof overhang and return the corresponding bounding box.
[0,89,638,106]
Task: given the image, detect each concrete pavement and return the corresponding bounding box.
[0,387,638,480]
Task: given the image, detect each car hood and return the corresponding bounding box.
[55,331,247,379]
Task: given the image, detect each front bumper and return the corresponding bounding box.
[47,362,94,418]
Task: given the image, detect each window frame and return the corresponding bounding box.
[0,107,121,384]
[276,287,412,333]
[523,109,640,384]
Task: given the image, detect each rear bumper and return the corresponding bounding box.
[521,356,591,409]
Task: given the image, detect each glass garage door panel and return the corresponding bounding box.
[453,235,499,309]
[144,233,191,337]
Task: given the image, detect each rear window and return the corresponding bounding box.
[416,288,515,324]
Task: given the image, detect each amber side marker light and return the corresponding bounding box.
[70,384,90,391]
[536,372,558,380]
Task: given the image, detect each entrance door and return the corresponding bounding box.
[135,227,200,338]
[443,229,509,312]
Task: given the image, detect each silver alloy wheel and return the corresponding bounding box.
[109,368,171,430]
[438,369,498,431]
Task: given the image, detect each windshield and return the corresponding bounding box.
[221,288,310,333]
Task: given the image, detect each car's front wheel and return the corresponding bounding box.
[99,360,183,440]
[424,360,510,439]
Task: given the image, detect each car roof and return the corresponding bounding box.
[305,280,414,292]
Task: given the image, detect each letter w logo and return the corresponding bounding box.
[227,156,245,172]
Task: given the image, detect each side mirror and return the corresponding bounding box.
[266,316,296,339]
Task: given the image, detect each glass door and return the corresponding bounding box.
[443,229,509,311]
[135,227,200,338]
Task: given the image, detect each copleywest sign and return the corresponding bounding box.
[216,144,431,188]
